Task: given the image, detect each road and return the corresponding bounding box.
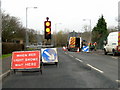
[2,48,119,88]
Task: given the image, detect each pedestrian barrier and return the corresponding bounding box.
[82,46,89,52]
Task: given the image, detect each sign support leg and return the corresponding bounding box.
[40,67,42,75]
[55,62,58,66]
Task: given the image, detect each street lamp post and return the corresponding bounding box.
[0,1,2,87]
[89,19,91,43]
[83,19,92,43]
[55,23,62,46]
[25,7,37,48]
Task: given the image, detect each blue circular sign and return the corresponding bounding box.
[42,49,57,62]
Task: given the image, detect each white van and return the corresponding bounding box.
[104,31,120,56]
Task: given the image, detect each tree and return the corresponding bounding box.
[108,26,118,33]
[2,12,38,44]
[54,30,69,47]
[2,13,25,42]
[81,31,91,43]
[83,25,89,32]
[92,15,108,49]
[28,29,37,44]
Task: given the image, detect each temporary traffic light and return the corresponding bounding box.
[44,21,51,39]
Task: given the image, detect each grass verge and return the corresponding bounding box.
[0,53,12,59]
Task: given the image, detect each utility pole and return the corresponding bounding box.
[118,1,120,31]
[83,19,92,43]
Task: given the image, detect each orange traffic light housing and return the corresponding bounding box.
[44,21,51,39]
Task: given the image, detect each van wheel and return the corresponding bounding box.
[112,49,116,56]
[104,49,107,55]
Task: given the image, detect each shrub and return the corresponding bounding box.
[2,42,24,54]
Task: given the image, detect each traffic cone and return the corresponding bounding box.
[63,46,66,51]
[77,48,79,52]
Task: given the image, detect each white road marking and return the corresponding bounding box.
[75,58,83,62]
[87,64,104,73]
[111,57,118,60]
[116,80,120,83]
[69,55,74,57]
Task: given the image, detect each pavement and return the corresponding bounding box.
[90,49,104,54]
[1,56,11,81]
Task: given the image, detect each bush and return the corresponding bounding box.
[2,42,24,54]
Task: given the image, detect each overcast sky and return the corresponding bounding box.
[1,0,119,34]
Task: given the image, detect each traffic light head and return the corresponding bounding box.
[44,21,51,39]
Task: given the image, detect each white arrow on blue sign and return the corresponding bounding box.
[41,48,58,63]
[82,46,89,52]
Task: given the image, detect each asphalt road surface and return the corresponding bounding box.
[2,48,119,88]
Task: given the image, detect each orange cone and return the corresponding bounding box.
[63,46,66,51]
[77,48,79,52]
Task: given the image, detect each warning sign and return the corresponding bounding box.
[11,51,40,69]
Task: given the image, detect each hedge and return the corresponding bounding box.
[2,42,24,54]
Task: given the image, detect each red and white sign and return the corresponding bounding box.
[11,51,40,69]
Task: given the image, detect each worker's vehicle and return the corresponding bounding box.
[104,31,120,56]
[67,37,82,52]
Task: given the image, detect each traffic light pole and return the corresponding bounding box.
[46,17,49,21]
